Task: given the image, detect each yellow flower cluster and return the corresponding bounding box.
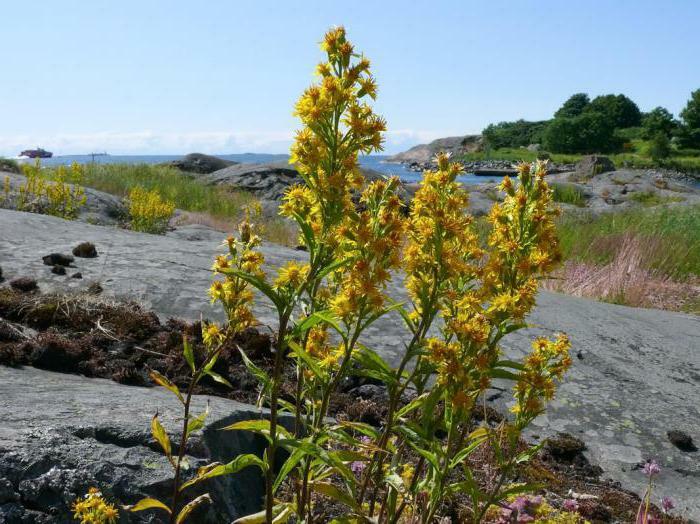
[331,178,405,322]
[404,153,482,321]
[512,333,572,422]
[208,204,265,340]
[72,487,119,524]
[127,186,175,234]
[481,161,562,322]
[288,26,386,238]
[17,161,86,220]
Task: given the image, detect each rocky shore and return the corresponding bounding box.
[0,208,698,520]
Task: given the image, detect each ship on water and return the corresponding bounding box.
[19,148,53,159]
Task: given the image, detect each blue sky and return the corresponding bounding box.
[2,0,699,155]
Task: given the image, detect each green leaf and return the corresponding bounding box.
[219,267,284,312]
[495,359,526,371]
[291,211,316,255]
[352,345,396,385]
[273,446,306,493]
[150,414,171,458]
[126,497,171,514]
[449,434,488,468]
[149,370,184,404]
[309,481,358,510]
[220,419,291,441]
[204,369,233,388]
[497,482,542,499]
[489,368,520,381]
[186,404,210,437]
[233,504,289,524]
[238,347,271,390]
[394,302,416,334]
[183,336,195,373]
[271,505,295,524]
[317,256,356,281]
[358,301,405,334]
[175,493,211,523]
[396,392,429,418]
[180,454,266,491]
[287,339,325,381]
[334,421,380,441]
[515,442,545,464]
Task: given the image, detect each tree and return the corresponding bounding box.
[642,107,678,139]
[585,94,642,128]
[543,113,621,154]
[649,132,671,161]
[677,89,700,148]
[680,88,700,129]
[554,93,590,118]
[482,119,549,149]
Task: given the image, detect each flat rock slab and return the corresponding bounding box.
[1,209,699,520]
[0,366,283,523]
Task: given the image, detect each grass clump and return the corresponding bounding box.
[557,204,699,279]
[551,183,587,206]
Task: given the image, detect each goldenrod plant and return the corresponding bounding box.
[139,27,572,523]
[127,327,265,522]
[127,185,175,233]
[17,159,86,219]
[72,487,119,524]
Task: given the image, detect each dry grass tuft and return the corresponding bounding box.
[543,234,700,312]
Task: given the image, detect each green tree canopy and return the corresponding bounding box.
[542,113,621,154]
[676,89,700,148]
[585,94,642,128]
[482,119,548,149]
[554,93,590,118]
[642,107,678,138]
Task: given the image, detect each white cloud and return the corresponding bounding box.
[0,129,451,157]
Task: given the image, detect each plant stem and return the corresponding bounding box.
[265,313,291,523]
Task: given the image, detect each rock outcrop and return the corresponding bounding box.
[166,153,237,175]
[1,209,699,519]
[572,155,616,179]
[387,135,483,163]
[0,366,288,523]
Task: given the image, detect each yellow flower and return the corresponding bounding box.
[274,261,310,290]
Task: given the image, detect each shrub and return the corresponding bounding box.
[543,113,621,153]
[127,186,175,234]
[135,28,572,524]
[648,132,671,161]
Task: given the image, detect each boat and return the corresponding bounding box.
[19,148,53,159]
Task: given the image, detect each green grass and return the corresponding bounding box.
[0,157,20,173]
[550,183,586,206]
[77,163,257,218]
[34,162,297,245]
[556,204,700,279]
[627,191,684,207]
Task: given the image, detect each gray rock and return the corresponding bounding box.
[573,155,616,179]
[166,153,237,174]
[200,162,410,217]
[387,135,484,163]
[1,208,699,518]
[0,366,290,523]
